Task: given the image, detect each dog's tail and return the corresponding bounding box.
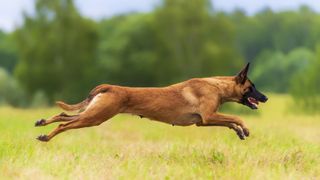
[56,84,111,112]
[56,99,89,112]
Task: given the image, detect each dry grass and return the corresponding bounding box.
[0,94,320,179]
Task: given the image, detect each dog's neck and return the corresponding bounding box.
[203,76,241,103]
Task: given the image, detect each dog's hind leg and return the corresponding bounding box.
[35,112,78,127]
[37,118,97,142]
[36,112,117,142]
[36,92,123,142]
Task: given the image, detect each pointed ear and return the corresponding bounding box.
[235,63,250,84]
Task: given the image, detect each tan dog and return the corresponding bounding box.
[35,63,268,142]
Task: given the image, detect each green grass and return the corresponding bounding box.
[0,94,320,179]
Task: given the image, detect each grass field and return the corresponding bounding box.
[0,94,320,179]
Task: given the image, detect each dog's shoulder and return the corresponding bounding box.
[178,78,218,98]
[183,78,219,90]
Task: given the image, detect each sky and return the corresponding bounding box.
[0,0,319,32]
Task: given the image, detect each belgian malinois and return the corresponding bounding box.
[35,63,268,142]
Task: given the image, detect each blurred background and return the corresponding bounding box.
[0,0,319,113]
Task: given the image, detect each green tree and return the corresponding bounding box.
[273,6,319,52]
[251,48,314,92]
[0,30,17,73]
[153,0,243,84]
[231,6,320,62]
[98,0,243,87]
[230,8,280,62]
[98,14,159,86]
[0,67,26,106]
[14,0,98,103]
[290,46,320,113]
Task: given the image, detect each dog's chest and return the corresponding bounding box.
[170,113,202,126]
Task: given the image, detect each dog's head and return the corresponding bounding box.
[234,63,268,109]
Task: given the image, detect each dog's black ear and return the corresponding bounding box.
[235,63,250,84]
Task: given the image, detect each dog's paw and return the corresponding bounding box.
[236,130,245,140]
[37,135,49,142]
[230,123,246,140]
[243,128,250,137]
[35,119,46,127]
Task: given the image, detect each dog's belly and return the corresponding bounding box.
[139,112,202,126]
[170,113,202,126]
[123,86,202,126]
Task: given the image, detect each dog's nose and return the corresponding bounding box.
[262,96,268,102]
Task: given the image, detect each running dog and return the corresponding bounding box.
[35,63,268,142]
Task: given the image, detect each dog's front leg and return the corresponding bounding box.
[198,113,250,140]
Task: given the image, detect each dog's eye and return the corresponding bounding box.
[244,87,250,93]
[245,87,253,92]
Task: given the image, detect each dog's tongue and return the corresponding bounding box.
[249,97,258,104]
[248,97,259,108]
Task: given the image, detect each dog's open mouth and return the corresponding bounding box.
[248,97,259,109]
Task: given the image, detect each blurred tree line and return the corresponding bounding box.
[0,0,319,112]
